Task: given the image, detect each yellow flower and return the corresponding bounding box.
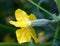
[9,9,38,44]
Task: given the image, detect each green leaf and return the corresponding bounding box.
[0,24,16,31]
[0,42,52,46]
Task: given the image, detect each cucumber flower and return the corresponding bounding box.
[9,9,38,44]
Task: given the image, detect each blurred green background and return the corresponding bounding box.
[0,0,60,46]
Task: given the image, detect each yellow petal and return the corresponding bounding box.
[29,14,37,20]
[29,27,38,43]
[15,9,29,21]
[9,20,20,27]
[18,20,29,27]
[16,28,31,44]
[9,20,29,27]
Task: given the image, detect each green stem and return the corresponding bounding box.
[28,0,54,18]
[52,22,59,46]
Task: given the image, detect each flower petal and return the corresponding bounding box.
[9,20,21,27]
[15,9,29,21]
[9,20,30,27]
[29,14,37,20]
[29,27,38,43]
[16,28,31,44]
